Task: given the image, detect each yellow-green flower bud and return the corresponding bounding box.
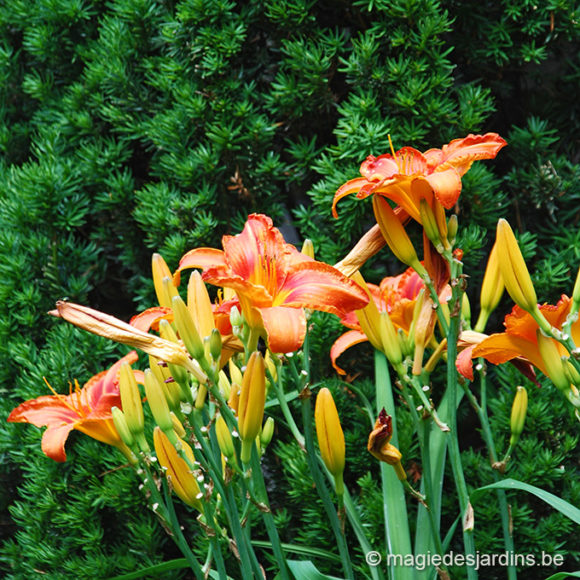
[509,386,528,447]
[119,361,144,436]
[379,311,403,367]
[209,328,222,361]
[536,330,570,392]
[218,370,231,399]
[373,196,428,278]
[238,351,266,463]
[447,214,458,245]
[564,360,580,387]
[230,306,243,328]
[144,368,174,436]
[496,219,538,315]
[475,242,505,332]
[260,417,275,449]
[462,292,472,329]
[419,198,445,253]
[572,265,580,315]
[153,427,203,511]
[111,406,135,448]
[172,295,205,361]
[215,415,236,460]
[187,270,215,339]
[170,412,186,439]
[301,239,315,259]
[152,254,175,308]
[315,387,345,495]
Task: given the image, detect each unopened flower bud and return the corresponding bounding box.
[509,386,528,447]
[144,368,174,436]
[187,270,215,339]
[315,387,345,495]
[209,328,222,361]
[215,415,236,460]
[301,239,315,259]
[373,196,428,278]
[230,306,243,328]
[111,406,135,449]
[379,311,403,367]
[152,254,176,308]
[367,409,406,480]
[238,351,266,463]
[170,412,186,439]
[536,330,570,392]
[572,266,580,315]
[119,361,144,436]
[260,416,275,449]
[447,214,458,245]
[475,242,504,332]
[153,426,203,511]
[419,198,445,253]
[172,295,205,361]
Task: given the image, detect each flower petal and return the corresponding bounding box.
[332,177,373,218]
[424,133,507,176]
[130,307,173,332]
[456,345,476,381]
[41,423,75,462]
[473,333,546,374]
[258,306,307,353]
[330,330,369,375]
[8,395,80,429]
[174,248,226,286]
[421,168,462,209]
[277,261,369,316]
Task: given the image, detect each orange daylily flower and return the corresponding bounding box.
[331,268,425,374]
[472,296,579,372]
[332,133,506,223]
[459,296,579,386]
[174,214,369,353]
[8,352,141,462]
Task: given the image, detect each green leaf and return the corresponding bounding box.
[252,540,341,562]
[107,558,190,580]
[543,572,580,580]
[473,478,580,525]
[287,560,345,580]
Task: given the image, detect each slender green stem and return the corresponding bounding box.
[461,371,517,580]
[300,392,355,580]
[139,462,205,579]
[444,259,477,580]
[374,351,415,580]
[249,446,290,580]
[269,364,305,447]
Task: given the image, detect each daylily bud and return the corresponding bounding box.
[153,426,203,511]
[301,239,315,259]
[496,219,540,317]
[215,415,236,460]
[433,200,450,250]
[315,387,345,495]
[228,359,243,386]
[564,360,580,387]
[373,196,428,278]
[447,214,458,245]
[412,297,436,375]
[351,272,382,351]
[509,386,528,447]
[119,361,150,452]
[260,417,275,449]
[264,352,278,384]
[228,383,241,414]
[462,293,472,329]
[152,254,175,308]
[170,412,186,439]
[230,306,243,328]
[148,355,182,411]
[419,198,445,253]
[572,266,580,315]
[119,361,144,436]
[187,271,215,339]
[367,409,407,480]
[144,368,174,436]
[238,351,266,463]
[111,406,135,448]
[536,331,570,392]
[209,328,222,361]
[379,311,403,368]
[218,370,231,399]
[172,295,205,361]
[475,242,504,332]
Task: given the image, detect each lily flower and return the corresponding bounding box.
[8,352,140,462]
[330,267,426,374]
[463,296,580,408]
[174,214,369,353]
[332,133,506,224]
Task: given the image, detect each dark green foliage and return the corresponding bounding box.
[1,0,580,576]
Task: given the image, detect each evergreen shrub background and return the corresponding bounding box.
[1,0,579,577]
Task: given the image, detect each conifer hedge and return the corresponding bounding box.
[1,0,579,577]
